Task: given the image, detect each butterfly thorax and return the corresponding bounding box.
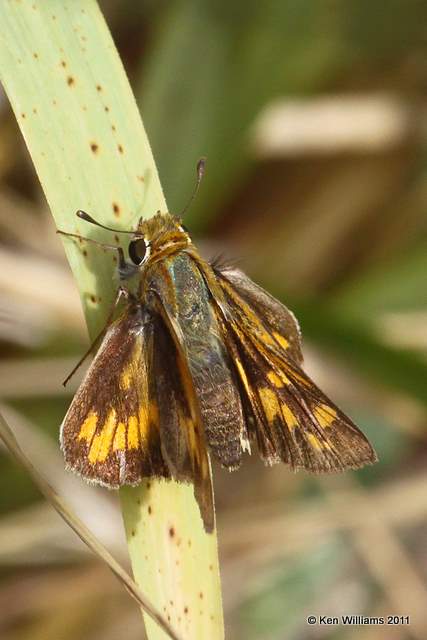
[135,212,220,303]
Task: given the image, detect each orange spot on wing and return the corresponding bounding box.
[89,409,117,463]
[267,370,290,387]
[314,404,337,428]
[307,433,322,450]
[281,403,298,429]
[113,421,126,451]
[138,406,149,442]
[127,415,139,449]
[273,331,289,349]
[259,387,281,422]
[78,412,98,442]
[267,371,283,387]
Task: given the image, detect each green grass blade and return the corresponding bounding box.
[0,2,224,639]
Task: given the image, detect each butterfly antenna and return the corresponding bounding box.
[76,210,136,234]
[179,157,206,218]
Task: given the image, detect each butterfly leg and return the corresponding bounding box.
[62,285,131,387]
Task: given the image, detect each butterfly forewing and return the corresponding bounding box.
[60,306,167,486]
[212,266,377,472]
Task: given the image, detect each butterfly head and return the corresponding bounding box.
[129,212,191,267]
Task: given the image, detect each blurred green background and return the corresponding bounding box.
[1,1,426,639]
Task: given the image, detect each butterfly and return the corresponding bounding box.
[59,183,377,533]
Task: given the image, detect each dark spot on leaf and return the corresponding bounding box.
[111,124,116,132]
[148,505,152,514]
[118,144,124,154]
[82,249,88,257]
[90,295,96,303]
[52,99,57,106]
[169,526,175,538]
[112,202,120,216]
[184,607,189,615]
[209,564,213,571]
[32,108,37,114]
[90,142,99,154]
[67,76,75,86]
[131,529,136,537]
[96,84,102,92]
[137,175,144,182]
[61,60,66,68]
[104,105,109,112]
[114,234,120,243]
[167,615,171,622]
[21,113,26,119]
[188,539,192,547]
[146,481,151,488]
[199,592,203,599]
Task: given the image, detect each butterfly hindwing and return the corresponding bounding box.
[213,267,377,472]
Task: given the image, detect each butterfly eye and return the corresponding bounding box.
[128,238,148,265]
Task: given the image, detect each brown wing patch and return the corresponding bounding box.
[60,306,168,488]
